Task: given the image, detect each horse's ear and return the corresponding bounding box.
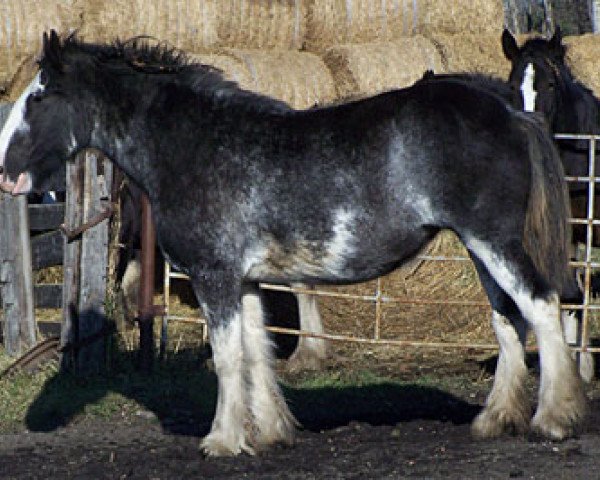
[501,29,519,61]
[42,30,63,71]
[549,26,566,59]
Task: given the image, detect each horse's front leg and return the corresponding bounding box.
[242,283,298,450]
[192,277,253,457]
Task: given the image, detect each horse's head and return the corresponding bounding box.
[0,31,89,195]
[502,27,566,121]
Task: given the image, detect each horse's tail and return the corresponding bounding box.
[520,112,578,299]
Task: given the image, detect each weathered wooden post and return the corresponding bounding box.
[0,103,36,356]
[60,150,112,374]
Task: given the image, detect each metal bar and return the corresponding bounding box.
[138,194,155,373]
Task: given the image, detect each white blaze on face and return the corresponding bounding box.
[520,63,537,112]
[0,72,44,169]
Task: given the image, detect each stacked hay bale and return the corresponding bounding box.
[427,33,511,78]
[305,0,504,52]
[78,0,307,51]
[0,1,81,99]
[564,34,600,97]
[322,36,442,98]
[191,49,337,109]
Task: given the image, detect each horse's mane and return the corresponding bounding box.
[56,34,291,113]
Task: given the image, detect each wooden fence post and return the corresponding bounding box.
[0,103,36,356]
[60,150,112,374]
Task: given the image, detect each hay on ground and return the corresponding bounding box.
[79,0,307,51]
[427,33,512,78]
[322,37,443,98]
[564,34,600,98]
[0,1,81,100]
[305,0,504,52]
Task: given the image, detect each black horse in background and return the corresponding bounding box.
[420,28,599,382]
[0,31,587,456]
[502,27,600,250]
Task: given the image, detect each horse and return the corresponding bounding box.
[502,28,600,248]
[116,179,326,366]
[0,31,587,455]
[502,27,600,380]
[419,67,596,382]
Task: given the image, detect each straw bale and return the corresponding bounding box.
[78,0,221,51]
[428,33,511,78]
[564,34,600,98]
[305,0,504,52]
[79,0,307,51]
[188,52,255,90]
[218,49,337,109]
[0,1,81,99]
[322,36,443,98]
[415,0,504,36]
[216,0,307,50]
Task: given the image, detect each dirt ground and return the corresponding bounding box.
[1,347,600,480]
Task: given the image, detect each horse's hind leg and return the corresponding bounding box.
[192,278,253,457]
[242,283,298,449]
[287,284,327,372]
[467,238,587,440]
[469,258,531,438]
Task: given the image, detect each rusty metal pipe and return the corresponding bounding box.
[138,193,156,373]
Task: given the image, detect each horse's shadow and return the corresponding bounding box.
[24,346,480,437]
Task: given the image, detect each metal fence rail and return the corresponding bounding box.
[162,133,600,354]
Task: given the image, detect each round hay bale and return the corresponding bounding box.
[305,0,410,52]
[427,33,511,78]
[78,0,221,51]
[564,34,600,98]
[79,0,307,51]
[305,0,504,52]
[218,49,337,109]
[322,36,443,98]
[216,0,308,50]
[415,0,504,36]
[0,1,81,100]
[188,52,255,89]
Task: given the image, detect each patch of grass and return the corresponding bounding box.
[0,346,217,433]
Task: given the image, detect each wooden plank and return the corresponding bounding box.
[0,194,37,355]
[28,203,65,231]
[31,231,64,270]
[0,283,61,309]
[34,284,63,309]
[0,102,36,356]
[75,151,111,375]
[60,154,84,369]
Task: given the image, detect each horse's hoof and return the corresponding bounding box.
[471,406,530,438]
[199,433,255,457]
[578,352,595,383]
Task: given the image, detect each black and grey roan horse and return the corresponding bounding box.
[0,32,587,455]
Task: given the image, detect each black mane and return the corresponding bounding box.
[52,34,291,113]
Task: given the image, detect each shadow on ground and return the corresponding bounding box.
[23,346,480,438]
